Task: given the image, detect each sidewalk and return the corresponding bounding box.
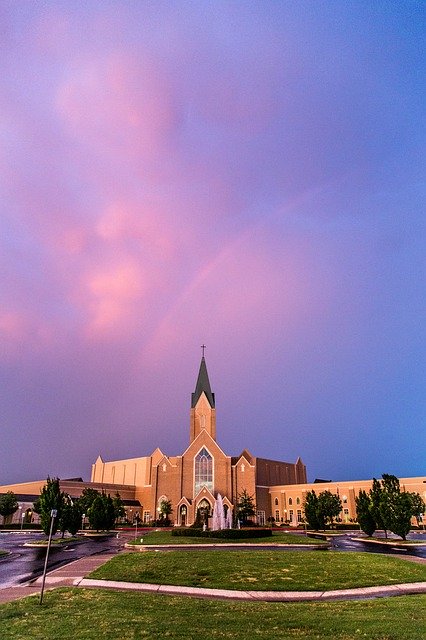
[0,553,116,604]
[1,551,425,604]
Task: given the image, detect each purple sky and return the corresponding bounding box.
[1,2,425,485]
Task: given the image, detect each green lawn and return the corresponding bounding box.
[1,589,425,639]
[128,529,325,545]
[89,550,426,591]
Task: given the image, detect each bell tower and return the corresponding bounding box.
[190,347,216,443]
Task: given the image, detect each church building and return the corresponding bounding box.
[91,355,307,525]
[1,355,424,528]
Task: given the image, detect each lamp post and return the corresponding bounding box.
[82,513,85,531]
[21,511,25,530]
[18,505,22,528]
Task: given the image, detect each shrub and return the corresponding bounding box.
[171,527,272,539]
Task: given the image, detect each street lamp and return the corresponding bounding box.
[82,513,85,531]
[21,511,25,530]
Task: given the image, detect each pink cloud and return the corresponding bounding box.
[56,52,179,158]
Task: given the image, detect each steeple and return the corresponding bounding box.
[191,356,215,408]
[190,351,216,443]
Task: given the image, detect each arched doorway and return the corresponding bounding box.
[179,505,187,526]
[196,498,211,527]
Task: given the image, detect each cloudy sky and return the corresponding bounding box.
[1,1,425,486]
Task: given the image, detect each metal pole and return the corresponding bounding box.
[39,509,57,605]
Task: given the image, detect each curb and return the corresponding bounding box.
[76,578,426,602]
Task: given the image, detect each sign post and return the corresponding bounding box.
[39,509,57,605]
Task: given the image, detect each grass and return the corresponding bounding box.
[89,550,426,591]
[25,536,79,546]
[128,529,325,545]
[0,589,425,639]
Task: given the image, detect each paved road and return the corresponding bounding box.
[324,532,426,559]
[0,531,125,588]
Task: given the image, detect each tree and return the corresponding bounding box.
[379,474,412,540]
[158,499,173,525]
[236,490,256,525]
[317,491,342,528]
[369,478,386,537]
[355,489,376,536]
[0,491,19,525]
[112,493,126,524]
[79,487,100,515]
[87,493,116,532]
[409,492,425,528]
[303,490,323,530]
[34,477,65,536]
[59,496,82,537]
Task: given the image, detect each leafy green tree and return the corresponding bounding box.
[112,493,126,524]
[379,474,413,540]
[355,489,376,536]
[158,499,173,525]
[369,478,387,537]
[236,490,256,525]
[87,493,116,532]
[303,490,323,530]
[79,487,100,515]
[0,491,19,525]
[34,477,65,535]
[318,491,342,528]
[409,492,425,527]
[59,496,82,537]
[88,495,104,532]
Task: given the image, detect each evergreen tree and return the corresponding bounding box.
[236,490,256,525]
[0,491,19,525]
[355,489,376,536]
[34,477,64,536]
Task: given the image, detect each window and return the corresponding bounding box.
[296,497,300,505]
[274,497,279,506]
[143,511,151,524]
[275,510,280,521]
[289,509,294,522]
[288,498,293,506]
[194,447,213,495]
[256,510,265,526]
[297,509,302,522]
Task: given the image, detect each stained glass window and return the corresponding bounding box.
[194,447,213,494]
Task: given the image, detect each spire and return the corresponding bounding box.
[191,356,215,408]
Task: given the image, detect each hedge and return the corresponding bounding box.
[171,528,272,539]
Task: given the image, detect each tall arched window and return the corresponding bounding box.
[194,447,213,495]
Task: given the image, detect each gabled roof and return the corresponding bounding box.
[191,356,215,408]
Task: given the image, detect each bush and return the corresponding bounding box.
[171,527,272,539]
